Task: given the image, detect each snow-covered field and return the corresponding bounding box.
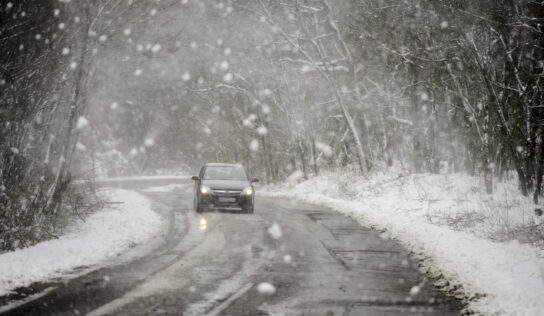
[0,189,163,296]
[262,170,544,315]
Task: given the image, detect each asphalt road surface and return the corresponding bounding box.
[1,179,463,315]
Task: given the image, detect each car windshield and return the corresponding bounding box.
[203,166,248,181]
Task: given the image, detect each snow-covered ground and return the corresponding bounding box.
[142,183,189,193]
[95,175,190,183]
[0,189,163,296]
[262,170,544,315]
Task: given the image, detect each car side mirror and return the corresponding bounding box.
[250,178,259,183]
[192,176,200,181]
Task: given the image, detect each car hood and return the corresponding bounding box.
[201,179,250,191]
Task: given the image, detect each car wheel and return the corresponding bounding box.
[244,205,254,214]
[194,199,203,213]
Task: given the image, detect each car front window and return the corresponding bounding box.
[203,166,248,181]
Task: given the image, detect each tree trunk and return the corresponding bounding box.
[533,126,544,203]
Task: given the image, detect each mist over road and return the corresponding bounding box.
[3,179,462,315]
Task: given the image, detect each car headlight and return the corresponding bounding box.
[242,187,253,196]
[200,185,211,194]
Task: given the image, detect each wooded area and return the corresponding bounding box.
[1,0,543,250]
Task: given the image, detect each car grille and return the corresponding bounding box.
[211,190,241,196]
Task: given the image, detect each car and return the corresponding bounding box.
[191,163,258,213]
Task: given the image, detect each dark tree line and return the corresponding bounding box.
[0,0,150,250]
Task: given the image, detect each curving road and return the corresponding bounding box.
[1,179,463,315]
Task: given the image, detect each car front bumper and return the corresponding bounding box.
[198,191,253,210]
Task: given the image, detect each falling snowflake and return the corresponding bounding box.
[223,72,233,82]
[58,22,65,30]
[250,139,259,151]
[124,28,131,36]
[220,60,229,71]
[181,72,191,81]
[76,116,89,129]
[257,282,276,295]
[61,47,70,55]
[70,61,77,69]
[267,222,282,239]
[144,138,155,147]
[257,126,268,135]
[409,285,421,296]
[283,254,292,263]
[315,142,333,157]
[99,35,108,42]
[151,43,161,53]
[134,69,143,76]
[110,102,119,110]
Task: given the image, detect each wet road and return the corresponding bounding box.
[1,180,463,315]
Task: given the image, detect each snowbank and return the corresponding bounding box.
[262,171,544,315]
[142,183,189,193]
[0,189,163,296]
[95,175,190,182]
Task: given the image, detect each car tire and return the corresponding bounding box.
[244,205,254,214]
[194,199,203,213]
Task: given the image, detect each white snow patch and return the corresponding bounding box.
[0,189,163,296]
[143,184,187,193]
[286,170,304,184]
[94,175,190,183]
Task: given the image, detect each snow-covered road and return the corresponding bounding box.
[1,178,462,315]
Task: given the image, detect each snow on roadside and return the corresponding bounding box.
[0,189,163,296]
[142,184,189,193]
[95,175,190,182]
[262,170,544,315]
